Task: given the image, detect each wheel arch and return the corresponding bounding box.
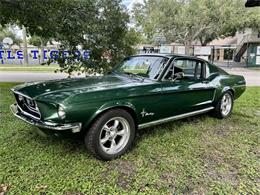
[222,87,235,97]
[213,86,235,106]
[82,102,138,133]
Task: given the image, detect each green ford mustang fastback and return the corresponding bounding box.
[10,54,246,160]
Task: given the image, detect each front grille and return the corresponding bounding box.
[14,93,41,120]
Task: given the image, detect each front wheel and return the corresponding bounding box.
[84,109,136,160]
[213,91,234,119]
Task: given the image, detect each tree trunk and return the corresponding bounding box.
[38,47,41,64]
[22,26,29,65]
[184,40,191,55]
[40,45,44,64]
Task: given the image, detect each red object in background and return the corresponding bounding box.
[245,0,260,7]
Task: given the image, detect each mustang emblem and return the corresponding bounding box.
[141,109,155,117]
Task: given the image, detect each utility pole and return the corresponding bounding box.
[22,26,28,65]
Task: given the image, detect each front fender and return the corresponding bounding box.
[82,101,138,129]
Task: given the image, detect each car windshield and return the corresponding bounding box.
[113,56,169,80]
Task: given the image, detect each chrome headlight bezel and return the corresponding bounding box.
[58,105,66,119]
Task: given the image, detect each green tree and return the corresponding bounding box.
[133,0,260,53]
[29,35,49,64]
[132,0,161,42]
[29,35,43,48]
[0,0,139,74]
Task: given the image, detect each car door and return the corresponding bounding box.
[159,57,216,118]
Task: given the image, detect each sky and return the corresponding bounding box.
[122,0,133,7]
[122,0,143,10]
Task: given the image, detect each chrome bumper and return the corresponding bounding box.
[10,104,82,132]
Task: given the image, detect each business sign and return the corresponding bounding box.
[256,46,260,55]
[256,56,260,65]
[160,45,172,54]
[0,49,90,60]
[194,46,211,55]
[250,53,256,58]
[176,46,186,55]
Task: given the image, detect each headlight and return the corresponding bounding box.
[58,105,66,119]
[18,95,24,101]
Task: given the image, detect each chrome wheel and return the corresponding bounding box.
[220,93,232,116]
[99,117,130,155]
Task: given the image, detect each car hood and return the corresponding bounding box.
[12,74,148,102]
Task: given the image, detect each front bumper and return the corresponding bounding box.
[10,104,82,132]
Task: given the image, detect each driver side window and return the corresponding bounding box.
[174,59,204,80]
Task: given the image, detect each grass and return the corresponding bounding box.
[0,83,259,194]
[0,64,58,72]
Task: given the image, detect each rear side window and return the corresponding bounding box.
[207,63,228,77]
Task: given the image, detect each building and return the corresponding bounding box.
[137,29,260,67]
[234,29,260,66]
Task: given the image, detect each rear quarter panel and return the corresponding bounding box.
[211,74,246,104]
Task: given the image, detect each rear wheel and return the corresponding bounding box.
[84,109,136,160]
[213,91,234,119]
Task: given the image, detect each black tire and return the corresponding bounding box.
[213,91,234,119]
[84,109,136,161]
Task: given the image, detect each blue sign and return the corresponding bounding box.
[0,49,90,60]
